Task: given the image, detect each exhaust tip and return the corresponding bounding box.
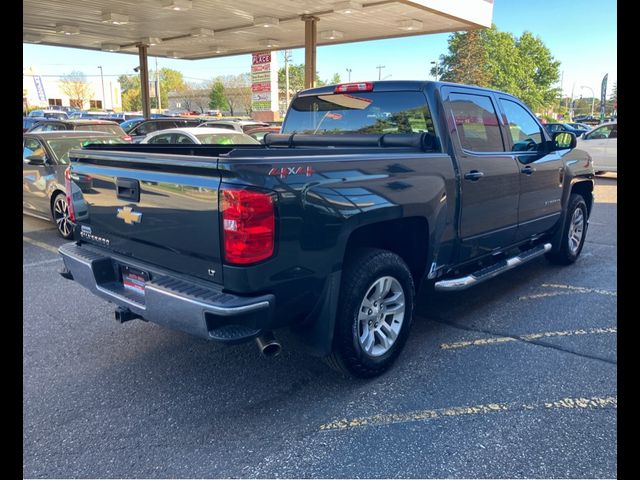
[255,332,282,358]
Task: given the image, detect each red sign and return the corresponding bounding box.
[251,64,270,73]
[251,82,271,93]
[252,52,271,65]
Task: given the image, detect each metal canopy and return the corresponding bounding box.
[23,0,493,60]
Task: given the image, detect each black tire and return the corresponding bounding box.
[51,192,73,239]
[325,248,415,378]
[546,193,588,265]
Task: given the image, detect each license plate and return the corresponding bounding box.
[121,265,149,294]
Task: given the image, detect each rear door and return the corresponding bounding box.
[442,87,520,261]
[496,97,564,240]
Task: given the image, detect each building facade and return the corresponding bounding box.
[23,67,122,112]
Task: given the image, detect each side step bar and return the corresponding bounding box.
[434,243,552,292]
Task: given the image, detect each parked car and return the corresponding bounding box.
[59,80,593,378]
[27,109,68,119]
[197,119,270,133]
[23,131,128,238]
[125,118,206,142]
[119,117,146,133]
[544,123,585,137]
[566,123,592,135]
[26,119,131,141]
[576,121,617,173]
[141,127,261,145]
[244,126,281,142]
[23,116,47,133]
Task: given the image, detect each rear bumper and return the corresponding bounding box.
[58,242,275,343]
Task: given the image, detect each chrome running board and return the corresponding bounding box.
[434,243,552,292]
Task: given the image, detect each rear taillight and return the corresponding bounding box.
[221,187,275,265]
[123,135,133,142]
[64,167,76,223]
[334,82,374,93]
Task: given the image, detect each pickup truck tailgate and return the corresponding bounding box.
[68,150,224,284]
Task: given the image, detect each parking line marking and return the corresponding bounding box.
[319,396,617,431]
[23,236,59,254]
[440,327,616,350]
[23,258,62,268]
[519,283,616,301]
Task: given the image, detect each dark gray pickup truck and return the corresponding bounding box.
[58,81,594,377]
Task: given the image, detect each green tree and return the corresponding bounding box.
[118,74,140,111]
[209,80,228,111]
[328,73,341,85]
[159,68,185,108]
[277,64,322,96]
[432,30,489,86]
[433,25,560,112]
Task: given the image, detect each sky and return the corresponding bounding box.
[23,0,617,99]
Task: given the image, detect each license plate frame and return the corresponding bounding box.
[120,265,150,294]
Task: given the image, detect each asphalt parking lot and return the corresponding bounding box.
[23,175,617,478]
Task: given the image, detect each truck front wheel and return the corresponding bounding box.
[546,193,588,265]
[325,248,415,378]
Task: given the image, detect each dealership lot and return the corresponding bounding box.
[23,176,616,478]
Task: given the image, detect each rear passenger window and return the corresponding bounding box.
[449,93,504,152]
[499,99,543,151]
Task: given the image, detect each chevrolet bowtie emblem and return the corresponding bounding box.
[117,206,142,225]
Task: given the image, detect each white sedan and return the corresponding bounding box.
[576,121,617,173]
[140,127,260,145]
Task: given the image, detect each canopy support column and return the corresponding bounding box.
[138,44,151,119]
[302,15,318,89]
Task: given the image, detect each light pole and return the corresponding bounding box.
[376,65,385,80]
[430,60,439,81]
[97,65,105,110]
[580,85,595,117]
[346,68,352,82]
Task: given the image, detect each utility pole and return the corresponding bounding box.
[284,49,291,108]
[376,65,385,80]
[558,70,564,113]
[155,56,161,111]
[97,65,105,110]
[346,68,352,82]
[569,83,575,120]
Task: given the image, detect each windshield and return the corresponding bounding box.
[282,91,434,135]
[194,133,260,145]
[120,118,144,132]
[45,137,127,164]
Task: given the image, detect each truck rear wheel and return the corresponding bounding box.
[325,248,415,378]
[546,193,588,265]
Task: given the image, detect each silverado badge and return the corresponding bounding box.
[117,206,142,225]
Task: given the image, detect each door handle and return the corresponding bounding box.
[521,166,536,175]
[116,178,140,202]
[464,170,484,181]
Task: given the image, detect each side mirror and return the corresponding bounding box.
[26,154,47,165]
[552,131,576,150]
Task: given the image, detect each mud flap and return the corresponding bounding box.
[289,270,342,357]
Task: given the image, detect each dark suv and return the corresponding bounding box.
[26,119,130,141]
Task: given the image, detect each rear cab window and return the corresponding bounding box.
[447,93,505,152]
[282,91,437,148]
